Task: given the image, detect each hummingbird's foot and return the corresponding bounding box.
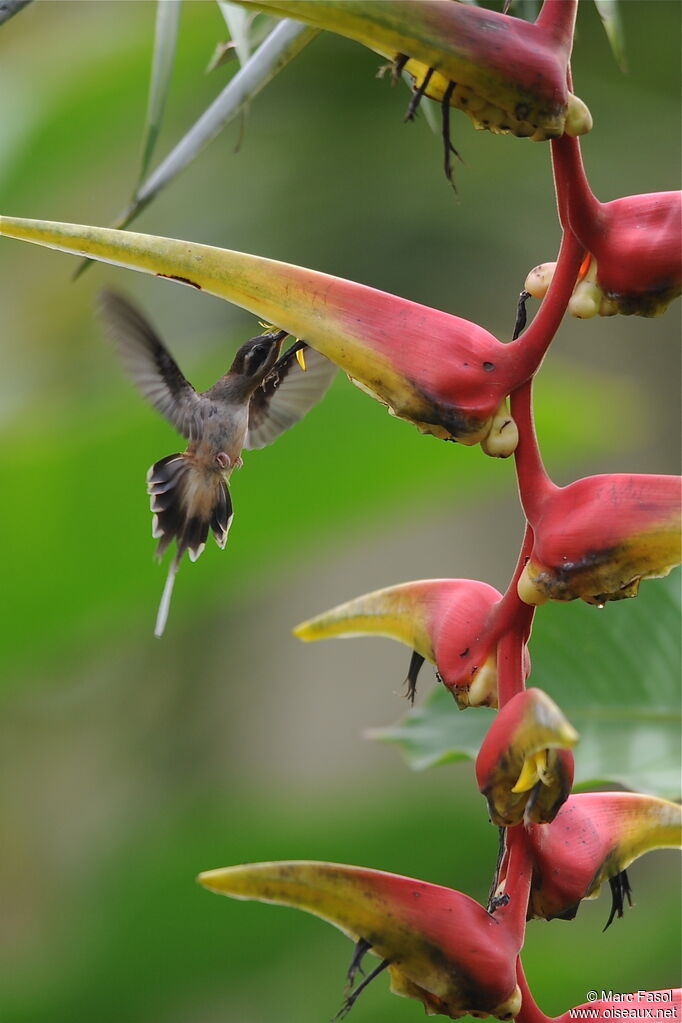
[235,455,244,470]
[215,451,231,469]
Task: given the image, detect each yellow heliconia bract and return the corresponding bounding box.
[294,577,505,708]
[517,474,681,606]
[526,793,682,921]
[198,860,523,1019]
[233,0,591,141]
[475,688,578,826]
[0,215,533,455]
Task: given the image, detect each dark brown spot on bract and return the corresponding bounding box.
[483,361,495,372]
[157,273,202,290]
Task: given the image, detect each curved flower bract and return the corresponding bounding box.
[574,191,682,317]
[526,792,682,922]
[235,0,591,141]
[0,216,533,455]
[294,578,505,708]
[517,474,682,606]
[475,688,577,826]
[198,859,523,1019]
[526,192,682,318]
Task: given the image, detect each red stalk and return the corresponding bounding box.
[494,825,534,938]
[535,0,578,51]
[516,960,552,1023]
[511,379,556,521]
[510,225,584,377]
[552,133,602,238]
[496,626,528,709]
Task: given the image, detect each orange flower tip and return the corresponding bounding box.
[476,688,578,827]
[480,400,518,458]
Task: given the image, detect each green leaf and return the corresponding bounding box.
[217,0,255,67]
[593,0,627,73]
[118,19,319,227]
[74,17,318,279]
[370,569,681,798]
[138,0,183,184]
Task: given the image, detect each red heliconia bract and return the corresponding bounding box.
[197,858,530,1019]
[551,136,682,316]
[475,688,577,826]
[516,473,681,605]
[0,216,592,457]
[232,0,592,141]
[294,577,531,708]
[525,792,682,922]
[0,8,679,1015]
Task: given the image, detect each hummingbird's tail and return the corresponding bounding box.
[146,453,233,636]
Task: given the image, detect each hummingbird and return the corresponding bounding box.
[98,290,336,637]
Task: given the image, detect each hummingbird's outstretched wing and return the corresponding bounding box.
[246,343,337,450]
[98,290,203,439]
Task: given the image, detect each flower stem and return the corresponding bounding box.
[511,379,556,521]
[509,225,584,378]
[515,959,552,1023]
[535,0,578,50]
[496,628,527,708]
[551,133,601,238]
[494,825,534,943]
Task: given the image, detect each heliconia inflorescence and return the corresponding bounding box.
[475,688,578,826]
[1,0,680,1017]
[232,0,592,141]
[515,473,682,606]
[526,792,682,923]
[197,855,530,1020]
[293,577,511,708]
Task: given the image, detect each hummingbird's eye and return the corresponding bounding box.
[243,343,274,376]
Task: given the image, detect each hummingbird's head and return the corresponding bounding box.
[230,329,288,383]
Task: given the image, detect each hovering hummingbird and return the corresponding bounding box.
[98,290,336,637]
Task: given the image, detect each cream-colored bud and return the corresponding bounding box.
[565,93,593,137]
[568,279,601,318]
[480,400,518,458]
[524,262,556,299]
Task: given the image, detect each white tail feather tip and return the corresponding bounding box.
[154,559,178,637]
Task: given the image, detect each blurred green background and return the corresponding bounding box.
[0,2,679,1021]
